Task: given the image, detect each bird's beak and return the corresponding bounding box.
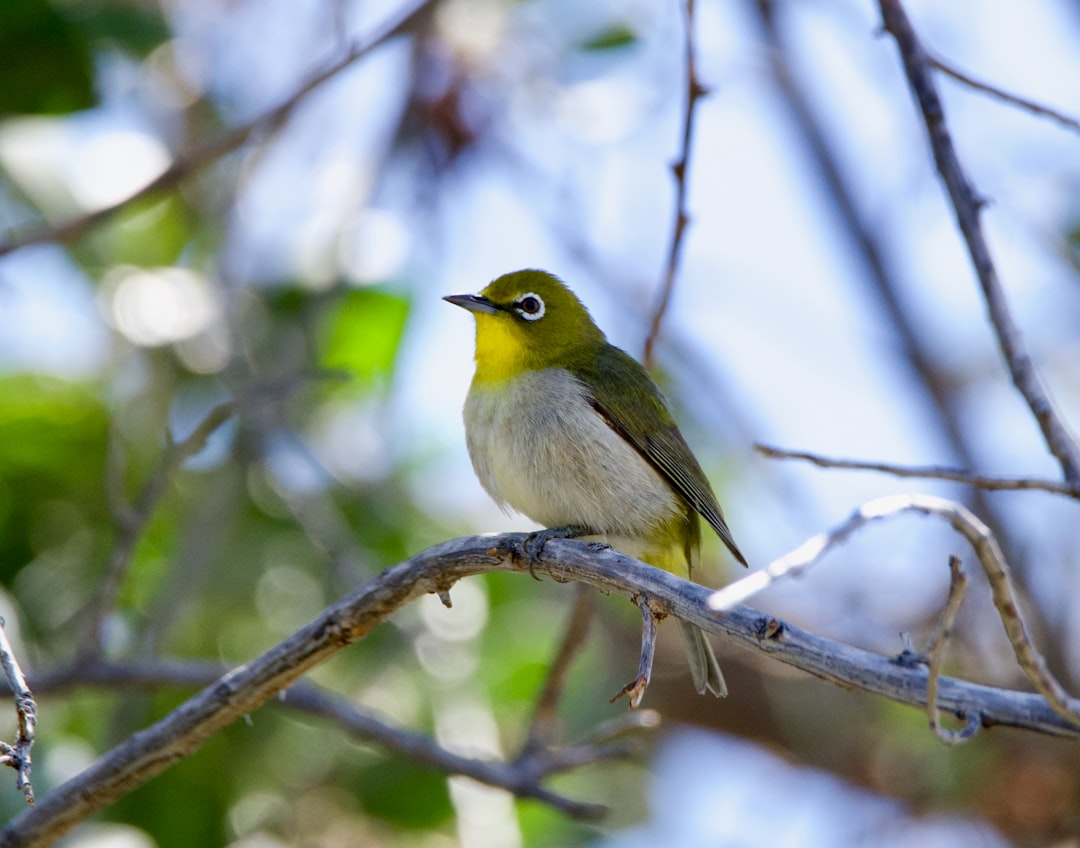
[443,293,501,315]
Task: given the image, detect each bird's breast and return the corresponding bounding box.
[463,368,681,538]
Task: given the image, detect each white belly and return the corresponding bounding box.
[463,368,680,537]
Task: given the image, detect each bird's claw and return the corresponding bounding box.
[522,525,589,580]
[611,674,648,709]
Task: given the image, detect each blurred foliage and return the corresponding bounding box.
[320,288,412,387]
[0,0,95,115]
[579,25,639,52]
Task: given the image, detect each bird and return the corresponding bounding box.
[444,269,746,698]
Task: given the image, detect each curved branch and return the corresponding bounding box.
[922,555,973,745]
[4,533,1080,846]
[710,494,1080,728]
[0,0,436,258]
[878,0,1080,484]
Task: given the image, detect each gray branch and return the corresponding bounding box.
[755,443,1080,499]
[0,0,437,258]
[3,534,1079,847]
[643,0,708,367]
[879,0,1080,484]
[21,657,621,822]
[930,54,1080,137]
[0,620,35,805]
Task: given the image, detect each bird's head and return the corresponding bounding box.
[444,269,605,383]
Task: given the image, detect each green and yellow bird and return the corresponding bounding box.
[445,269,746,697]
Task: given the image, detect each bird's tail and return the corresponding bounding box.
[679,620,727,697]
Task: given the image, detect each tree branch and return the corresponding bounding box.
[0,620,35,805]
[277,682,615,819]
[878,0,1080,484]
[84,401,236,654]
[643,0,707,368]
[5,532,1080,846]
[920,555,975,744]
[21,658,619,821]
[755,442,1080,499]
[709,494,1080,730]
[521,584,595,755]
[0,0,437,258]
[747,0,980,481]
[929,54,1080,136]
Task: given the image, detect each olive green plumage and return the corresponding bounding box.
[445,269,745,696]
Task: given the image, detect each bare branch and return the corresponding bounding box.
[921,556,974,744]
[0,620,35,805]
[278,682,612,820]
[747,0,982,485]
[0,0,437,258]
[643,0,707,368]
[611,596,662,708]
[755,443,1080,499]
[709,494,1080,728]
[930,54,1080,136]
[521,584,594,754]
[6,532,1080,846]
[21,658,616,820]
[878,0,1080,484]
[84,401,236,654]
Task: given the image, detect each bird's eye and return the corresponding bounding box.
[515,293,546,321]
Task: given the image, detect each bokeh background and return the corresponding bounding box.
[1,0,1079,845]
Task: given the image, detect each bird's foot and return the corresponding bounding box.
[610,595,661,709]
[522,525,590,580]
[611,674,649,709]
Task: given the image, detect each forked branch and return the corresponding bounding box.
[878,0,1080,484]
[710,494,1080,731]
[5,532,1080,847]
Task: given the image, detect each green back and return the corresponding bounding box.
[571,344,746,567]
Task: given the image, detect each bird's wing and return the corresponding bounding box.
[574,346,747,567]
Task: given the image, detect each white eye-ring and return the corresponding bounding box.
[515,293,545,321]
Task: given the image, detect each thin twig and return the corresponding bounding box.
[611,597,661,708]
[84,401,237,654]
[0,0,436,258]
[643,0,707,368]
[521,584,595,755]
[879,0,1080,484]
[921,556,974,744]
[748,0,980,484]
[19,658,617,820]
[6,533,1080,846]
[570,709,663,748]
[709,494,1080,729]
[0,620,35,805]
[747,0,1036,587]
[929,54,1080,136]
[279,684,611,819]
[755,443,1080,499]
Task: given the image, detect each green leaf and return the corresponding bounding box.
[101,195,192,268]
[73,4,171,57]
[0,0,95,115]
[580,24,638,52]
[353,759,453,828]
[0,376,109,584]
[320,289,410,385]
